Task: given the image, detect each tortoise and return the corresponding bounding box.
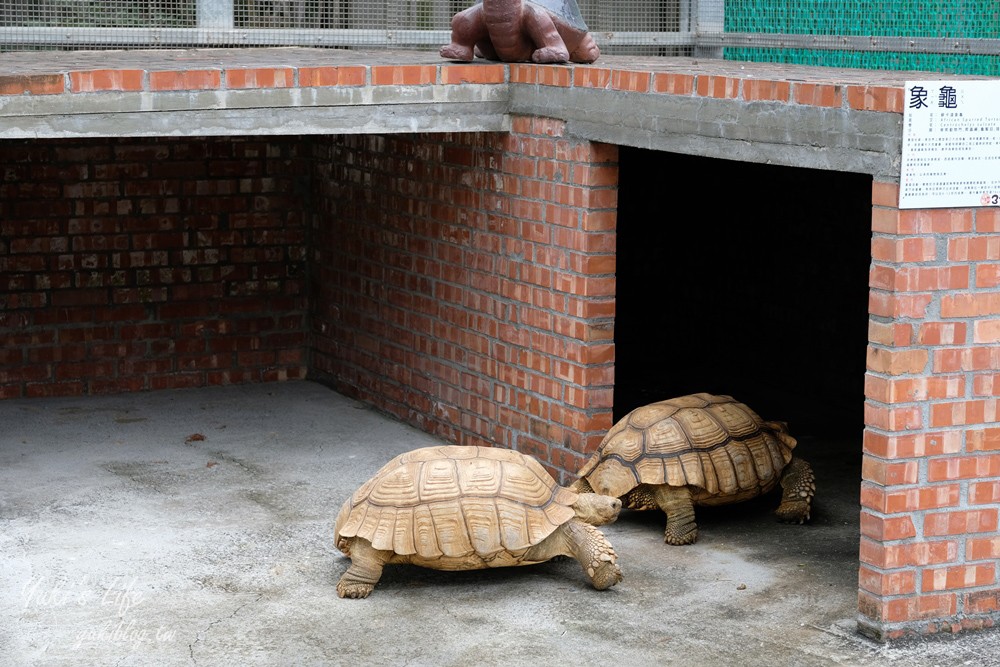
[334,444,623,598]
[440,0,600,64]
[572,393,815,545]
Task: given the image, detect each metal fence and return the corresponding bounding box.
[1,0,998,75]
[0,0,695,54]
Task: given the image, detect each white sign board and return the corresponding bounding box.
[899,80,1000,210]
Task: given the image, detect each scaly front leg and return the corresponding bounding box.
[563,519,622,590]
[775,457,815,524]
[526,519,622,590]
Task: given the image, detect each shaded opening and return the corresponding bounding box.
[613,148,874,625]
[614,148,872,438]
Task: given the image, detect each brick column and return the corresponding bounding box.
[860,181,1000,639]
[497,116,619,480]
[311,120,617,481]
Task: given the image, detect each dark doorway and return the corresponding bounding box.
[614,148,872,437]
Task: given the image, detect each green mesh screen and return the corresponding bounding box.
[723,0,1000,76]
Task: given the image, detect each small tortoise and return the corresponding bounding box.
[440,0,600,64]
[335,445,622,598]
[572,393,815,545]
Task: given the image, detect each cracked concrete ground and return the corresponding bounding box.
[2,381,999,666]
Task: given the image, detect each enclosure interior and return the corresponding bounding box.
[612,147,874,559]
[614,147,874,438]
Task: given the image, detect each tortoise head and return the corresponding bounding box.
[571,492,622,526]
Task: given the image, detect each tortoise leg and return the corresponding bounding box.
[529,519,622,590]
[337,538,393,599]
[623,485,658,511]
[653,484,699,545]
[775,457,815,524]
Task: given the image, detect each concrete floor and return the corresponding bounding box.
[2,381,998,666]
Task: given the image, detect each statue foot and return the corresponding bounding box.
[440,44,475,61]
[531,46,569,63]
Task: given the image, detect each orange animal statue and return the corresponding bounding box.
[440,0,600,64]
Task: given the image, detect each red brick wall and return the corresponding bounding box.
[310,118,618,482]
[860,181,1000,639]
[0,137,309,398]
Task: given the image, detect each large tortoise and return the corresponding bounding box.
[335,445,623,598]
[440,0,600,64]
[572,393,815,545]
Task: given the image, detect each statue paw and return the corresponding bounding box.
[531,46,569,64]
[440,44,475,62]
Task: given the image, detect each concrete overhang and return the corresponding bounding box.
[0,49,511,138]
[0,47,977,179]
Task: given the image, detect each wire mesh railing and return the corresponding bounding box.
[0,0,693,53]
[1,0,997,75]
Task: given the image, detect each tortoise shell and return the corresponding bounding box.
[335,445,578,559]
[577,393,797,500]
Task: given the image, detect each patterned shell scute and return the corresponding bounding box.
[336,445,577,559]
[581,393,796,499]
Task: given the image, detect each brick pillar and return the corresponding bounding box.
[860,181,1000,640]
[311,120,618,481]
[497,116,619,481]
